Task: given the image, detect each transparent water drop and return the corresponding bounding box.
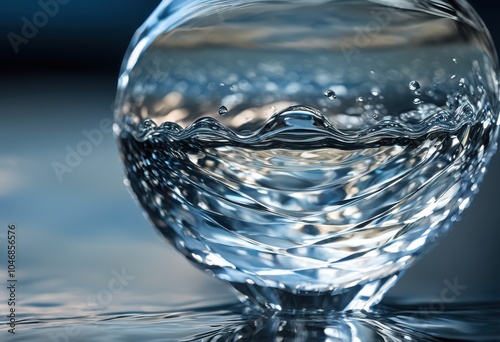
[324,89,337,100]
[218,106,229,116]
[409,80,421,91]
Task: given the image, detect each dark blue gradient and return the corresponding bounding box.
[0,1,499,340]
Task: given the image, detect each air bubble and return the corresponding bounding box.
[324,89,337,100]
[409,80,420,91]
[218,106,229,116]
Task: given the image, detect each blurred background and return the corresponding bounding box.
[0,0,499,327]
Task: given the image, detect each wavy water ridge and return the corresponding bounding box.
[124,101,481,146]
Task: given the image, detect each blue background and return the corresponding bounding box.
[0,1,499,329]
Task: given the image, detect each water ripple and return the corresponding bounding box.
[9,302,500,341]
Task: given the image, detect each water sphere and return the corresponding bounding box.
[115,0,499,313]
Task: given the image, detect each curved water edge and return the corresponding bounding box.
[117,0,495,86]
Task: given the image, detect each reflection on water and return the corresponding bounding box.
[7,301,500,341]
